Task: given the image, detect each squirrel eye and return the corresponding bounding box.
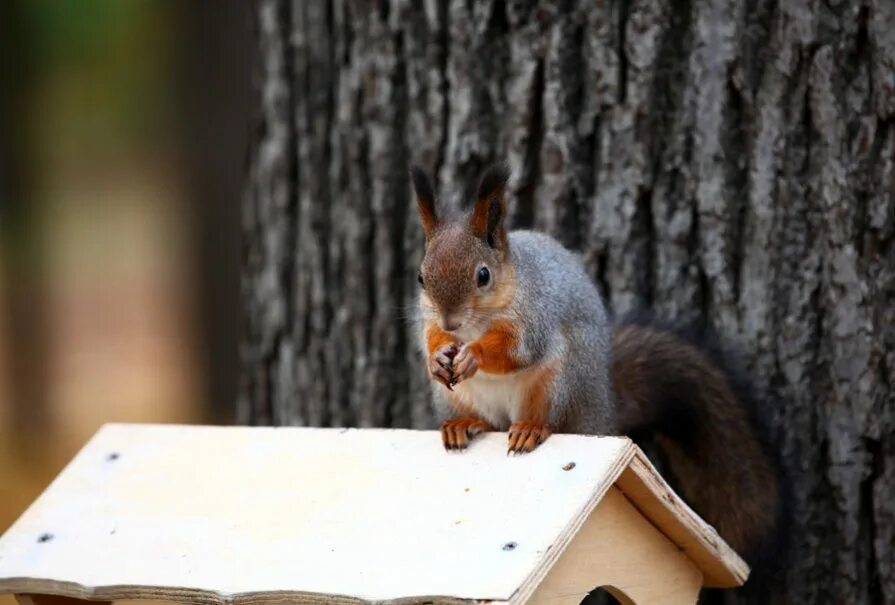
[417,271,424,288]
[476,266,490,288]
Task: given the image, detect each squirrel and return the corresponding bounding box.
[410,163,785,573]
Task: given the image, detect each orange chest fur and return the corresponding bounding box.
[425,320,520,374]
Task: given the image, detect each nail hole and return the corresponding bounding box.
[106,452,120,461]
[37,533,54,544]
[502,541,517,551]
[562,461,576,471]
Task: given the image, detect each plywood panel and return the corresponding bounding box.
[614,453,749,587]
[526,488,702,605]
[0,425,633,604]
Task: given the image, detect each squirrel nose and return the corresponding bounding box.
[442,315,463,332]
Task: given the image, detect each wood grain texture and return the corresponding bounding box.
[15,595,110,605]
[0,425,745,604]
[527,488,703,605]
[615,453,749,588]
[240,2,895,603]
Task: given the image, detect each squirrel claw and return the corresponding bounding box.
[429,344,459,391]
[441,417,491,452]
[507,421,552,454]
[451,344,479,385]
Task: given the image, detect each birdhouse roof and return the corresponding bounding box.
[0,425,748,604]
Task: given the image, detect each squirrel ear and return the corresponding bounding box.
[410,165,438,239]
[470,163,510,248]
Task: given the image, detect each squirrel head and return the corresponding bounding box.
[411,164,515,340]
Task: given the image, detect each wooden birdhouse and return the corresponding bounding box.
[0,425,748,605]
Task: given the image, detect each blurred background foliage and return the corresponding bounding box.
[0,0,251,568]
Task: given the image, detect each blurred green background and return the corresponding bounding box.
[0,0,252,571]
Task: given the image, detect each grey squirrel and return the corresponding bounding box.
[410,163,784,571]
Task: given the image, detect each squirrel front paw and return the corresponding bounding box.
[428,343,459,390]
[441,416,492,451]
[450,344,479,386]
[507,421,552,455]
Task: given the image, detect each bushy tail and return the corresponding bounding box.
[610,316,786,574]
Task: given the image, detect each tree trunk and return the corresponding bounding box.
[239,1,894,603]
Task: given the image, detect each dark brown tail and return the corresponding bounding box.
[611,316,786,575]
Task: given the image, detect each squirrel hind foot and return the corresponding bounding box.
[507,422,552,455]
[440,417,491,451]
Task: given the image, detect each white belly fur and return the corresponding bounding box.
[452,367,539,429]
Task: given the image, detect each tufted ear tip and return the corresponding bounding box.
[476,163,511,202]
[410,165,436,203]
[470,163,510,249]
[410,164,438,238]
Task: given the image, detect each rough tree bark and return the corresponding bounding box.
[239,1,894,603]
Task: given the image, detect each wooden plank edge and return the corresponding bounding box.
[613,448,750,588]
[508,438,637,605]
[16,594,111,605]
[0,578,485,605]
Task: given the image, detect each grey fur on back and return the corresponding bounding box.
[506,231,617,434]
